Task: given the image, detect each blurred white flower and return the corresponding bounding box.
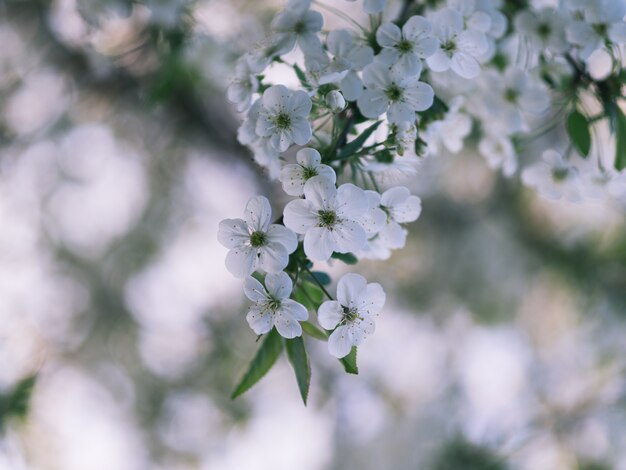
[478,134,518,177]
[227,55,263,113]
[218,196,298,278]
[376,186,422,250]
[244,272,308,338]
[515,7,568,54]
[317,273,385,358]
[271,0,324,56]
[521,149,583,202]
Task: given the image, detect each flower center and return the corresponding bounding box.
[250,231,268,248]
[302,166,319,180]
[342,305,359,322]
[267,296,282,311]
[397,39,414,54]
[504,88,519,103]
[537,23,551,39]
[593,23,608,36]
[385,84,403,102]
[318,210,337,228]
[552,167,569,181]
[441,40,457,56]
[274,112,292,130]
[294,21,306,34]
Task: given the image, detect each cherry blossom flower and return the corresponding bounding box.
[256,85,312,152]
[376,16,439,76]
[272,0,324,56]
[478,134,518,177]
[521,150,583,202]
[515,8,568,54]
[426,7,489,79]
[318,273,385,358]
[280,147,336,196]
[244,272,308,338]
[377,186,422,250]
[566,0,626,59]
[227,55,262,113]
[218,196,298,278]
[283,176,368,261]
[357,62,434,123]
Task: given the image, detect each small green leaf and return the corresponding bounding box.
[338,121,381,159]
[339,347,358,375]
[286,337,311,405]
[294,283,324,310]
[307,271,331,285]
[231,329,283,399]
[567,110,592,157]
[0,375,37,429]
[331,252,358,265]
[616,107,626,170]
[301,321,328,341]
[293,64,310,89]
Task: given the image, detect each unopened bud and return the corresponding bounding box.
[325,90,346,113]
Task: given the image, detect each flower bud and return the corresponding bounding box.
[325,90,346,113]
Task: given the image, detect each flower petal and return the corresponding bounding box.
[217,218,249,249]
[265,271,293,299]
[303,226,335,261]
[317,300,343,329]
[337,272,367,308]
[244,276,267,302]
[281,299,309,321]
[274,311,302,338]
[266,224,298,253]
[225,246,256,278]
[258,242,290,273]
[283,199,318,234]
[246,307,274,335]
[244,196,272,231]
[328,325,353,358]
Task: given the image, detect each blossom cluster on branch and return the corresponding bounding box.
[219,0,626,402]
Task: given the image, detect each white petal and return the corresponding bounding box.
[451,51,481,79]
[289,89,313,117]
[303,175,337,209]
[327,29,352,57]
[379,221,407,249]
[274,312,302,338]
[258,242,290,273]
[381,185,409,207]
[280,164,307,196]
[296,147,321,167]
[303,227,336,261]
[357,89,389,118]
[347,323,366,346]
[246,307,274,335]
[283,199,318,234]
[387,101,416,124]
[328,325,353,358]
[426,49,451,72]
[262,84,290,111]
[244,276,268,302]
[340,71,364,101]
[265,271,293,299]
[393,194,422,223]
[376,22,402,47]
[405,82,434,111]
[356,282,385,316]
[225,246,256,278]
[266,224,298,253]
[402,15,431,41]
[336,183,368,218]
[337,272,367,308]
[244,196,272,231]
[332,219,367,254]
[317,300,343,329]
[281,299,308,321]
[217,218,249,249]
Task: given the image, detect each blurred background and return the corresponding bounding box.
[1,0,626,469]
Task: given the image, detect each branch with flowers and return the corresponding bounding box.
[219,0,626,403]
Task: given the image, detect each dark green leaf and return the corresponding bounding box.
[301,321,328,341]
[331,252,358,265]
[307,271,331,285]
[0,375,37,429]
[338,121,381,159]
[616,107,626,170]
[567,110,591,157]
[231,329,283,399]
[293,64,310,89]
[293,283,325,310]
[286,337,311,405]
[339,347,358,374]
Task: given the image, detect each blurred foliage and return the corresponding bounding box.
[430,438,508,470]
[0,376,37,431]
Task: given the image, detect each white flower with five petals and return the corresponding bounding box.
[244,272,308,338]
[280,147,336,196]
[318,273,385,358]
[283,176,368,261]
[218,196,298,278]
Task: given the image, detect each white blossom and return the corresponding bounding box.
[283,175,368,261]
[218,196,298,278]
[377,186,422,250]
[317,273,385,358]
[358,62,434,123]
[566,0,626,59]
[244,272,308,338]
[426,7,489,79]
[256,85,312,152]
[478,134,518,177]
[514,8,568,54]
[376,16,438,76]
[521,150,583,202]
[280,147,336,197]
[272,0,324,56]
[422,98,472,155]
[227,55,262,113]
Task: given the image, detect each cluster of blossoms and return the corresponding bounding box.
[220,0,626,398]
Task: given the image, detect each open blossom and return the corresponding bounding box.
[283,175,368,261]
[521,150,583,202]
[376,16,438,76]
[422,98,472,155]
[272,0,324,56]
[358,62,434,124]
[426,7,489,79]
[218,196,298,278]
[244,272,308,338]
[566,0,626,59]
[514,8,568,54]
[256,85,312,152]
[478,134,518,177]
[377,186,422,250]
[280,147,336,196]
[227,55,262,113]
[318,273,385,358]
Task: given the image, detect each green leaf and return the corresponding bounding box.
[338,121,381,159]
[293,283,324,310]
[331,252,358,265]
[0,375,37,429]
[231,329,283,399]
[285,337,311,405]
[616,107,626,170]
[307,271,331,285]
[293,64,310,89]
[301,321,328,341]
[567,110,592,157]
[339,347,358,375]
